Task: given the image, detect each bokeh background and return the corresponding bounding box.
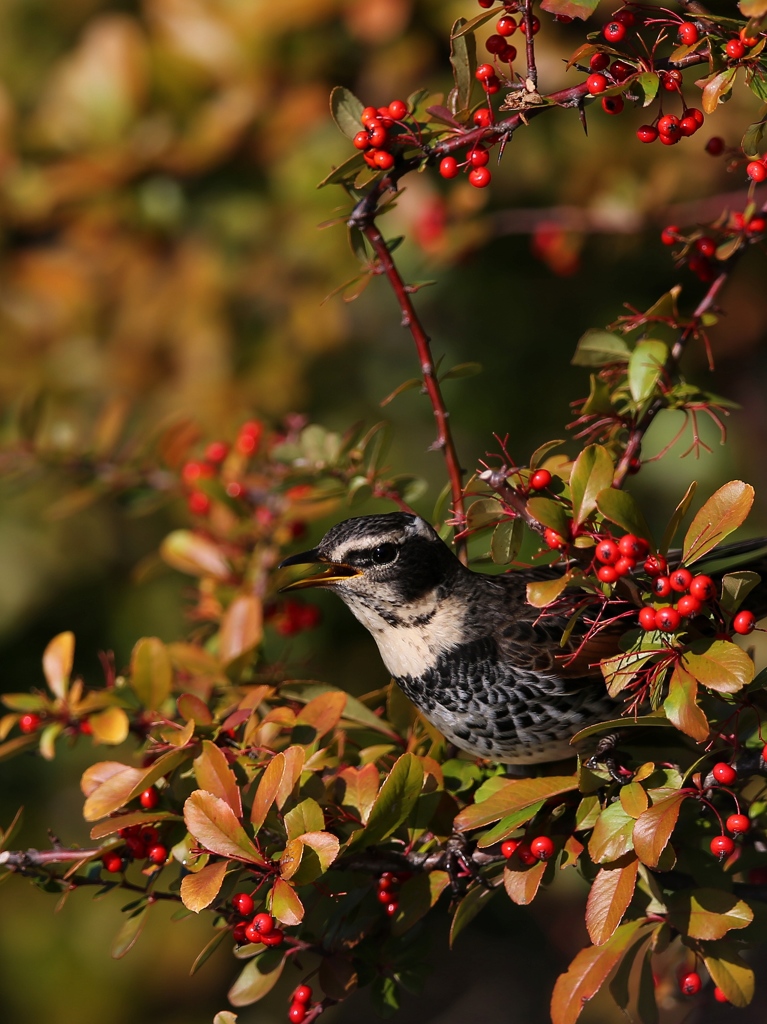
[1,1,766,1022]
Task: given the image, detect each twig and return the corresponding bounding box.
[522,0,538,88]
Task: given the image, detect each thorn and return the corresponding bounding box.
[579,103,588,136]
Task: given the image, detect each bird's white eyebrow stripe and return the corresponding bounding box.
[327,533,403,562]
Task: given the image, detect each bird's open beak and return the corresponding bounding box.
[278,548,362,591]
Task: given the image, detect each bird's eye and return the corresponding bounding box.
[370,543,397,565]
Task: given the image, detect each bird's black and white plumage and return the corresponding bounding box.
[279,512,766,765]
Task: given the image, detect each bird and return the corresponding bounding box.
[278,512,767,766]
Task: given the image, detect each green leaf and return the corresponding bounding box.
[184,791,266,865]
[455,775,578,831]
[570,445,614,525]
[550,920,653,1024]
[682,480,755,564]
[180,859,229,913]
[111,903,149,959]
[571,329,630,367]
[317,151,367,189]
[329,86,365,140]
[702,941,755,1007]
[130,637,172,710]
[663,665,709,742]
[595,488,652,544]
[719,571,762,615]
[391,870,450,936]
[637,72,659,107]
[466,497,503,529]
[526,573,571,609]
[380,378,421,407]
[530,439,565,470]
[450,8,500,37]
[477,801,546,848]
[271,877,304,925]
[491,518,524,565]
[449,883,498,947]
[440,361,482,381]
[585,854,639,945]
[701,68,737,114]
[628,340,668,405]
[682,639,754,694]
[660,481,697,555]
[632,792,686,868]
[449,19,476,113]
[589,802,636,863]
[600,650,659,698]
[284,798,324,841]
[349,752,423,849]
[228,950,285,1007]
[540,0,601,21]
[667,889,753,940]
[742,118,767,158]
[526,497,570,536]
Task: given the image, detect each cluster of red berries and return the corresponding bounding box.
[501,834,555,863]
[376,870,406,916]
[102,819,167,873]
[593,533,650,585]
[679,970,730,1003]
[480,12,528,68]
[661,216,767,283]
[708,762,754,860]
[637,563,716,633]
[182,421,262,516]
[265,599,321,637]
[634,108,706,148]
[288,984,315,1024]
[230,896,285,947]
[352,101,410,172]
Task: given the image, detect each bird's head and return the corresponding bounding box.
[278,512,460,609]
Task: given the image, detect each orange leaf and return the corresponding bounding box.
[184,790,265,865]
[219,594,262,665]
[337,763,380,825]
[43,632,74,700]
[161,530,231,580]
[275,745,306,809]
[180,859,229,913]
[586,855,639,945]
[664,664,709,742]
[503,859,547,905]
[682,480,754,564]
[194,740,242,817]
[251,753,285,832]
[82,764,143,821]
[296,690,347,738]
[632,792,686,868]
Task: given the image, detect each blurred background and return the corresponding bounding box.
[1,1,766,1022]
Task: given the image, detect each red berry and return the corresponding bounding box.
[670,567,693,593]
[125,835,147,859]
[610,60,633,82]
[657,114,680,137]
[484,77,500,95]
[148,844,167,865]
[477,0,493,7]
[660,226,678,246]
[733,610,756,635]
[586,74,608,94]
[589,52,610,72]
[469,146,490,167]
[596,539,620,565]
[468,166,491,188]
[613,11,637,27]
[712,762,737,785]
[601,95,624,115]
[187,491,210,516]
[181,460,213,486]
[637,125,658,144]
[688,107,704,127]
[475,63,495,81]
[726,813,750,835]
[288,1003,307,1024]
[614,557,635,577]
[544,528,566,550]
[19,713,42,734]
[385,900,399,916]
[501,839,520,858]
[748,216,766,233]
[377,888,393,904]
[680,971,702,995]
[619,535,649,559]
[225,481,244,498]
[205,441,229,463]
[652,576,672,598]
[658,133,679,147]
[679,116,698,137]
[705,136,724,156]
[372,149,394,170]
[695,237,716,258]
[655,606,681,632]
[530,836,555,861]
[713,987,729,1003]
[678,23,699,46]
[689,575,715,601]
[500,43,517,64]
[710,834,735,858]
[726,38,746,60]
[473,108,492,128]
[597,565,618,584]
[497,16,516,36]
[603,21,626,43]
[485,34,506,55]
[388,99,407,120]
[102,852,124,873]
[378,872,396,890]
[141,826,159,845]
[237,420,262,454]
[294,985,313,1004]
[639,607,658,631]
[519,15,540,35]
[232,921,248,943]
[747,161,767,183]
[439,156,459,179]
[661,70,683,92]
[360,106,379,124]
[677,594,702,618]
[139,786,159,810]
[260,929,284,946]
[353,131,370,150]
[516,841,537,866]
[367,123,387,147]
[530,469,552,490]
[252,912,275,935]
[644,554,667,576]
[232,892,255,916]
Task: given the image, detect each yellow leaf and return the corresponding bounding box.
[43,632,74,700]
[180,859,229,912]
